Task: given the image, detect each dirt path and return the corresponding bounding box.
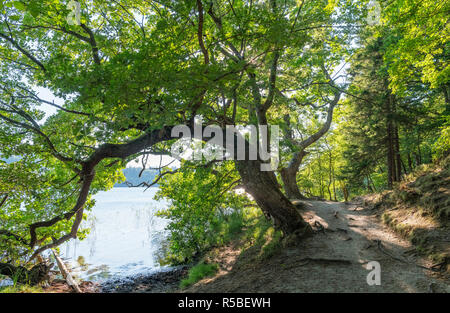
[184,200,449,293]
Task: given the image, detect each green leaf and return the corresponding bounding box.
[13,1,25,11]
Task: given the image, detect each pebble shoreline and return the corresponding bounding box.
[99,266,189,293]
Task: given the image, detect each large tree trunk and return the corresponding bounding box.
[280,151,308,200]
[236,160,311,236]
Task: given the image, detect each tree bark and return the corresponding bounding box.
[318,156,324,198]
[368,174,377,192]
[332,160,337,201]
[394,123,402,181]
[340,181,349,202]
[236,160,312,236]
[280,151,308,200]
[443,84,450,107]
[400,157,408,175]
[387,124,395,188]
[0,194,7,208]
[279,89,340,200]
[407,153,413,172]
[327,149,333,201]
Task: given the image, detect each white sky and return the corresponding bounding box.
[36,87,179,169]
[128,154,180,169]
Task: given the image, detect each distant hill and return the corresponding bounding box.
[114,168,161,187]
[2,159,162,188]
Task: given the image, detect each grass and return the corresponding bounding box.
[0,273,44,293]
[172,206,286,289]
[0,284,43,293]
[233,211,284,265]
[224,211,246,241]
[260,229,283,260]
[178,208,285,289]
[180,262,219,289]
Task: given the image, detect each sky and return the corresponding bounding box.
[35,86,179,169]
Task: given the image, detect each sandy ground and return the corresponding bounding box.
[184,200,450,293]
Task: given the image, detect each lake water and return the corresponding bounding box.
[60,187,170,281]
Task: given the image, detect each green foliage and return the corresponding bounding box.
[259,229,283,260]
[0,0,447,273]
[229,210,284,264]
[433,118,450,159]
[296,27,448,200]
[155,161,251,264]
[179,262,219,289]
[0,154,124,262]
[0,0,361,264]
[380,0,449,93]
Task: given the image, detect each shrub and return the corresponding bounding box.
[155,162,252,264]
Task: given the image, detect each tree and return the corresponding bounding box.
[155,160,247,263]
[293,0,448,202]
[333,13,447,193]
[278,65,341,199]
[1,0,367,265]
[381,0,449,95]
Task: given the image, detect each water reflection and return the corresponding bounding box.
[60,187,169,281]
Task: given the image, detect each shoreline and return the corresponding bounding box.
[1,265,189,293]
[36,265,188,293]
[96,265,188,293]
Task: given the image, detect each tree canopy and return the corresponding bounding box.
[0,0,448,269]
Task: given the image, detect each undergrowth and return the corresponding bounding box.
[180,262,219,288]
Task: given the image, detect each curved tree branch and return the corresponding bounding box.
[0,31,46,72]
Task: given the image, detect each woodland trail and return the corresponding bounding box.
[184,200,449,293]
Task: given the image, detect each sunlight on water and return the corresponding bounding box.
[60,187,169,281]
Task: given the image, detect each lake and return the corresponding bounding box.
[60,187,170,281]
